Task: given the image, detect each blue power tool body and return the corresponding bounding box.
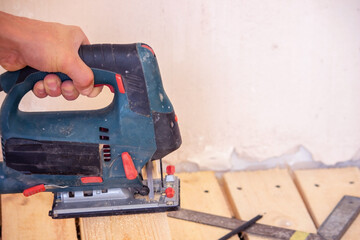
[0,43,181,218]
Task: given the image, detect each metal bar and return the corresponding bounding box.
[317,195,360,240]
[146,162,154,199]
[159,158,164,188]
[168,209,322,240]
[218,214,262,240]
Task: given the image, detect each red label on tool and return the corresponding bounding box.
[81,176,103,184]
[121,152,138,180]
[23,184,46,197]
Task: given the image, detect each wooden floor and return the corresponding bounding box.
[1,167,359,240]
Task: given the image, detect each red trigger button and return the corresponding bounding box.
[116,74,126,94]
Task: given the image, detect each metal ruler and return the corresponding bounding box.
[168,195,360,240]
[317,195,360,240]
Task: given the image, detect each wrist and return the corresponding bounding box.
[0,12,24,51]
[0,12,45,54]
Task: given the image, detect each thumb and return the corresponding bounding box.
[62,55,94,96]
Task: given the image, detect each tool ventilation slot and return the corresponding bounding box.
[99,127,109,133]
[99,126,110,141]
[102,145,111,162]
[99,127,111,161]
[100,136,109,140]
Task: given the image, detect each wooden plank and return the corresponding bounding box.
[1,193,77,240]
[168,171,237,240]
[294,167,360,239]
[80,213,171,240]
[80,160,172,240]
[223,168,317,240]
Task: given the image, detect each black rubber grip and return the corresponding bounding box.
[15,44,140,85]
[79,44,139,74]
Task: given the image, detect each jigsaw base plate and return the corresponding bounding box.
[49,177,180,219]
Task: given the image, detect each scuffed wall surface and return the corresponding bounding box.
[1,0,360,168]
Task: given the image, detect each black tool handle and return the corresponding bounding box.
[0,44,140,91]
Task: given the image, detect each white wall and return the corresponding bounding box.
[1,0,360,169]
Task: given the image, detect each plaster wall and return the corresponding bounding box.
[1,0,360,169]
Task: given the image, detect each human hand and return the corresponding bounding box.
[0,11,102,100]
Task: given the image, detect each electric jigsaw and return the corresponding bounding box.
[0,43,181,218]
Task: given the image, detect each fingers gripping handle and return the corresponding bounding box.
[0,69,125,118]
[0,43,138,94]
[0,43,142,96]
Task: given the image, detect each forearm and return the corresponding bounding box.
[0,11,28,70]
[0,11,21,48]
[0,11,96,98]
[0,11,65,72]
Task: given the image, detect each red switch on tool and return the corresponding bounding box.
[165,187,175,198]
[116,74,126,94]
[122,152,138,180]
[23,184,46,197]
[166,165,175,175]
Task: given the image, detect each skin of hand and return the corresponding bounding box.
[0,11,102,100]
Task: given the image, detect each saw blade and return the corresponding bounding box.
[146,161,155,200]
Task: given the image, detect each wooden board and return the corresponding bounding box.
[294,167,360,240]
[168,171,237,240]
[2,168,359,239]
[80,213,171,240]
[223,168,317,240]
[80,161,172,240]
[1,193,77,240]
